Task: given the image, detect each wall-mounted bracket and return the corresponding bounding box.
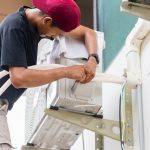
[124,86,134,146]
[95,134,103,150]
[22,85,133,150]
[45,109,120,141]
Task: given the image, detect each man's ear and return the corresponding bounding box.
[43,17,53,26]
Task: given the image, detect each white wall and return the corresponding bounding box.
[7,96,26,150]
[103,48,127,150]
[141,32,150,150]
[102,48,141,150]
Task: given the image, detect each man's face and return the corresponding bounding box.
[38,16,65,39]
[42,26,65,40]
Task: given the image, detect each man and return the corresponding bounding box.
[0,0,99,149]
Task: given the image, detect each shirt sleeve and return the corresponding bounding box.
[1,27,27,71]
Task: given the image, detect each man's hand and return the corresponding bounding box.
[65,65,86,83]
[83,57,97,83]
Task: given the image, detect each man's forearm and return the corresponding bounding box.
[84,29,98,55]
[9,67,67,88]
[9,65,86,88]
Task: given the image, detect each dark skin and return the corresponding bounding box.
[9,8,98,88]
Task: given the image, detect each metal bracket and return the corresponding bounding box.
[45,109,120,141]
[44,85,133,146]
[95,134,103,150]
[22,85,133,150]
[124,86,134,146]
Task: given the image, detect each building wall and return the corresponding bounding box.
[0,0,32,21]
[102,46,141,150]
[141,32,150,150]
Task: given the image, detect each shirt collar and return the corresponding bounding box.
[18,6,39,36]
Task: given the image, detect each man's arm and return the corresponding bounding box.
[9,65,86,89]
[9,25,98,88]
[64,25,98,83]
[64,25,98,54]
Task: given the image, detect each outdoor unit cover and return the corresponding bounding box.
[121,0,150,20]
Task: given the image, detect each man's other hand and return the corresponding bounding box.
[83,57,97,83]
[65,65,86,83]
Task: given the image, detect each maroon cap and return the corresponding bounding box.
[32,0,81,32]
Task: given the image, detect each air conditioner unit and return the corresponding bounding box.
[24,32,105,150]
[121,0,150,20]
